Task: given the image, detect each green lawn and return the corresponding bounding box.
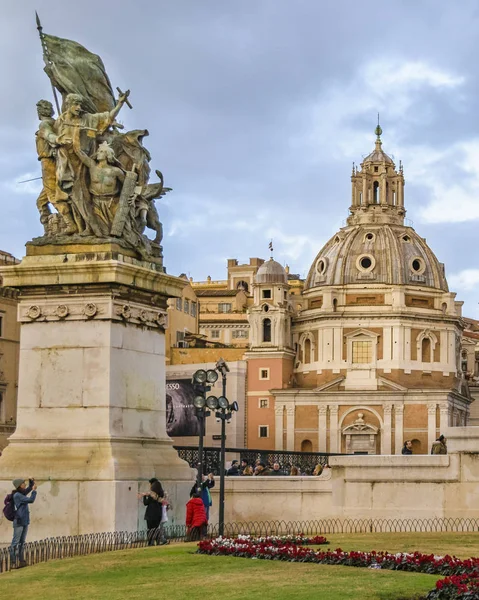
[2,533,479,599]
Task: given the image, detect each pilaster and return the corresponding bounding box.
[394,404,404,455]
[318,405,327,452]
[382,404,392,454]
[428,403,438,451]
[275,405,284,451]
[286,405,295,451]
[329,405,339,453]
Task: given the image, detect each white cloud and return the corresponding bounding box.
[299,58,466,162]
[416,140,479,223]
[449,269,479,291]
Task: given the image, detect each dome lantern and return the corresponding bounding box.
[349,124,405,226]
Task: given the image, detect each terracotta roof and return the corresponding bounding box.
[195,289,238,297]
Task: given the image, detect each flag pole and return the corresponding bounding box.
[35,12,61,115]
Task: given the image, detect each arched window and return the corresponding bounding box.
[263,318,271,343]
[332,298,338,312]
[304,338,311,364]
[359,191,363,205]
[373,181,379,204]
[301,439,312,452]
[421,337,431,362]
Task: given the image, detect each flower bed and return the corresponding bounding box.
[197,537,479,599]
[216,534,329,547]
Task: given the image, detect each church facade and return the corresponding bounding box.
[245,127,471,455]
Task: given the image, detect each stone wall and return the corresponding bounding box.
[210,426,479,524]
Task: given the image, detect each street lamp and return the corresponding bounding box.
[215,358,239,537]
[193,361,239,536]
[192,368,218,489]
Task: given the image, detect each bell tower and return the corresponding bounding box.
[245,256,295,450]
[348,123,405,226]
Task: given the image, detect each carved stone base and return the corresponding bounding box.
[0,253,192,542]
[27,233,164,269]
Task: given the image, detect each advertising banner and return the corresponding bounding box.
[166,378,201,437]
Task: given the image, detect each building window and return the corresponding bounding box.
[373,181,379,203]
[176,298,182,311]
[211,330,220,339]
[184,299,189,314]
[259,398,269,409]
[191,302,197,317]
[304,338,311,364]
[263,318,271,342]
[232,329,248,339]
[259,426,269,438]
[176,331,187,347]
[0,390,4,422]
[422,337,431,363]
[262,289,272,299]
[218,303,232,313]
[259,368,270,380]
[0,316,3,337]
[352,340,372,364]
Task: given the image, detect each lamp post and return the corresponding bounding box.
[192,361,238,535]
[192,368,218,489]
[215,358,238,537]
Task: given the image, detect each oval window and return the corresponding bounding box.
[410,257,425,275]
[360,257,372,269]
[365,233,374,241]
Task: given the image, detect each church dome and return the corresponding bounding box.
[255,258,288,284]
[305,224,448,291]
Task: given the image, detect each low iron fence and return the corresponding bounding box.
[174,446,343,475]
[2,517,479,573]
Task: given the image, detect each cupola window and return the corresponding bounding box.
[402,235,411,242]
[364,232,375,242]
[262,289,272,299]
[410,257,425,274]
[373,181,379,204]
[262,318,272,342]
[316,258,327,275]
[361,257,372,269]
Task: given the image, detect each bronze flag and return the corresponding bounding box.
[42,34,116,114]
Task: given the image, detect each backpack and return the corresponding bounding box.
[3,493,15,522]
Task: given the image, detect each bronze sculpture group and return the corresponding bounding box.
[33,19,169,263]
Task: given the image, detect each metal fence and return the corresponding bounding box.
[0,524,187,573]
[2,517,479,573]
[208,517,479,537]
[174,445,343,475]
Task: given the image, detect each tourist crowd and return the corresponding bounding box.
[225,459,329,477]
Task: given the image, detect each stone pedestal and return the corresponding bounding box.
[0,245,194,542]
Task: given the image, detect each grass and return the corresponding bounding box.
[2,533,479,599]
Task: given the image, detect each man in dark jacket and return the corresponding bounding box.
[10,478,37,568]
[226,460,240,476]
[402,440,413,455]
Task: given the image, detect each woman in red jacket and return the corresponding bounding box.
[186,490,208,541]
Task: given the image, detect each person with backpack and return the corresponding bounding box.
[5,478,37,568]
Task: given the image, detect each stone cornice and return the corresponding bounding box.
[0,255,186,299]
[293,312,462,327]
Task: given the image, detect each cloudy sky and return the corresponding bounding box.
[2,2,479,316]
